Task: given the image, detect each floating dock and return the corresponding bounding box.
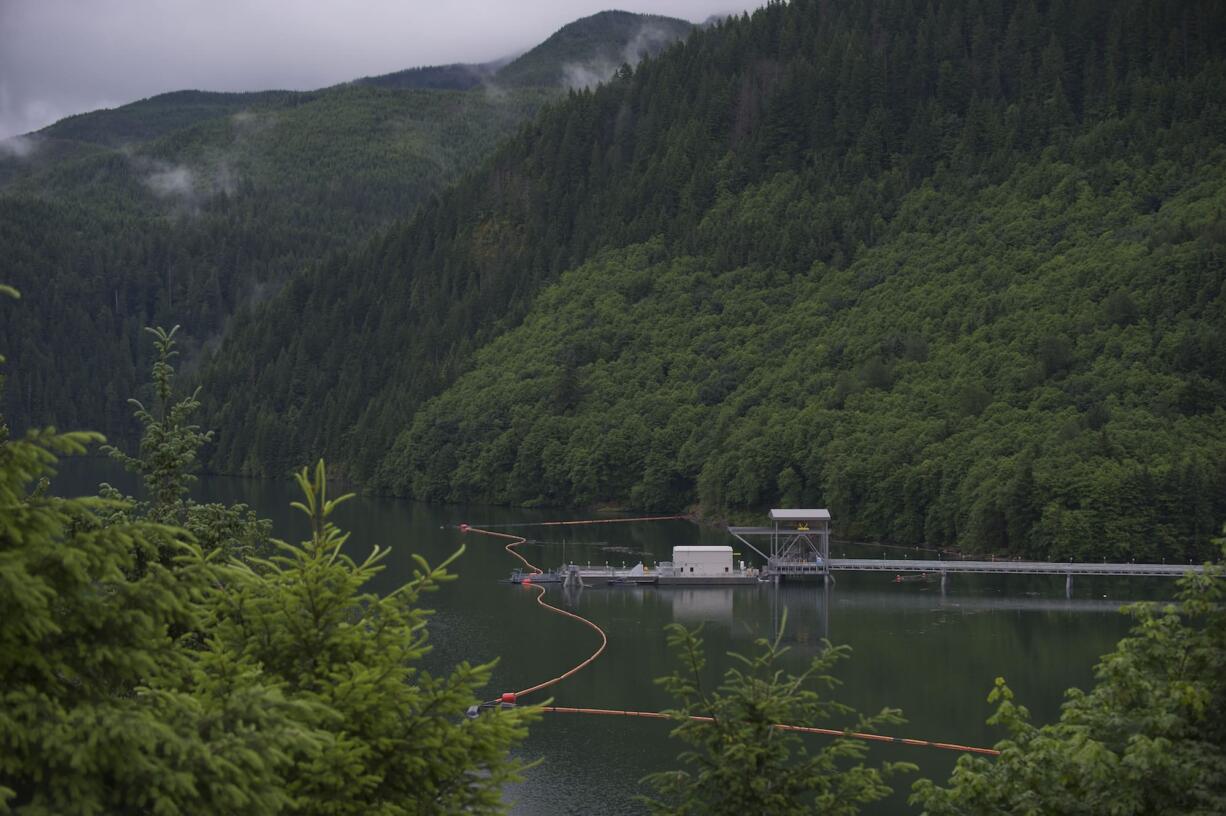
[511,545,760,586]
[506,508,1209,592]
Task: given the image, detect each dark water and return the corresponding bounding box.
[52,458,1174,814]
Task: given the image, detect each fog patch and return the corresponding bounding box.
[562,62,615,90]
[144,164,194,197]
[218,160,240,195]
[231,109,276,137]
[135,116,257,207]
[481,79,510,101]
[0,134,38,159]
[561,22,687,91]
[622,22,683,64]
[145,163,196,197]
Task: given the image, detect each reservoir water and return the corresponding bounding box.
[52,458,1174,814]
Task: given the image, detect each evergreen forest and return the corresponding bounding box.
[0,10,688,445]
[191,0,1224,561]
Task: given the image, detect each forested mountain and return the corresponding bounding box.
[355,10,693,91]
[0,85,549,441]
[38,90,306,149]
[357,63,499,92]
[200,0,1226,561]
[0,10,689,446]
[494,10,694,88]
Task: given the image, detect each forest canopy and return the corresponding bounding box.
[197,0,1225,560]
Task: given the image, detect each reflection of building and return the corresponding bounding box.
[671,588,735,625]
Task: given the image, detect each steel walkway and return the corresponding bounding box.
[827,558,1206,577]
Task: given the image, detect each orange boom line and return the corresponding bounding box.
[462,521,1001,757]
[539,707,1000,756]
[464,525,608,698]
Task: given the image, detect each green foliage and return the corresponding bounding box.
[104,326,211,520]
[642,613,913,815]
[98,324,269,563]
[0,425,529,814]
[208,461,538,814]
[911,551,1226,815]
[1,302,532,813]
[384,160,1226,559]
[358,63,496,91]
[196,0,1226,561]
[0,423,302,814]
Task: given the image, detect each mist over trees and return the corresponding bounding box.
[200,0,1224,561]
[0,11,701,455]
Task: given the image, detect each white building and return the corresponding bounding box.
[671,545,735,576]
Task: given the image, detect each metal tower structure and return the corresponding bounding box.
[729,508,832,580]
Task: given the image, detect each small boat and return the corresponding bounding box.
[509,568,562,584]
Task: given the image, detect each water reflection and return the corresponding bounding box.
[669,587,734,625]
[49,459,1165,816]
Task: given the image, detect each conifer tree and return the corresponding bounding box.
[643,612,914,815]
[208,461,538,815]
[101,325,270,563]
[2,297,536,813]
[103,325,210,522]
[0,289,303,815]
[911,549,1226,815]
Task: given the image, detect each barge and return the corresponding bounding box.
[509,545,761,586]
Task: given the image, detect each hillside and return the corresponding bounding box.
[38,90,307,148]
[0,83,549,442]
[199,0,1226,561]
[356,63,497,91]
[0,10,687,446]
[495,10,693,88]
[355,10,694,91]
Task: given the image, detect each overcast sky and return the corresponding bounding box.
[0,1,756,140]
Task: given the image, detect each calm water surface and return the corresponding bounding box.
[53,459,1174,814]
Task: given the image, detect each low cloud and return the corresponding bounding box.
[623,21,683,64]
[231,109,275,137]
[143,158,243,206]
[137,119,251,206]
[0,134,38,159]
[561,21,687,91]
[562,62,616,90]
[481,80,510,101]
[214,159,239,196]
[145,163,195,198]
[1,2,755,140]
